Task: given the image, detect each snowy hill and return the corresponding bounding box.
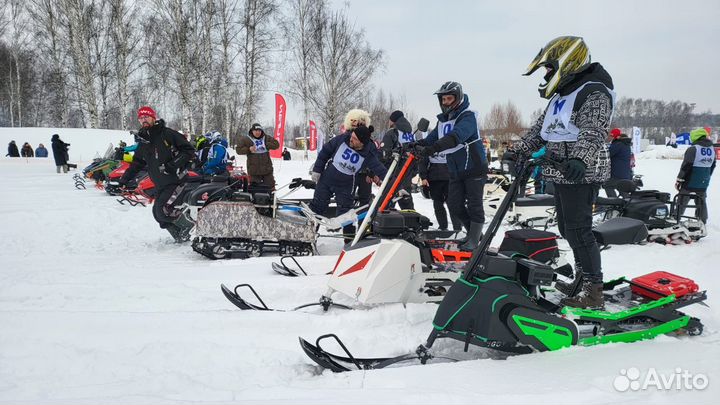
[0,128,718,404]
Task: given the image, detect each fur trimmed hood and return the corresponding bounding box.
[343,109,372,130]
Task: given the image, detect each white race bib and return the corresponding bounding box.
[331,143,365,175]
[248,135,267,154]
[398,131,415,145]
[540,81,616,142]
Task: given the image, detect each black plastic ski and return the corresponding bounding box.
[220,284,352,312]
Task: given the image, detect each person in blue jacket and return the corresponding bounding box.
[414,81,488,251]
[201,131,229,175]
[35,143,49,158]
[675,128,716,223]
[310,124,388,241]
[604,128,633,197]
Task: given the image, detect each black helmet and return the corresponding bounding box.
[434,81,464,113]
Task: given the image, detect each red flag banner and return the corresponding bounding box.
[270,93,286,158]
[309,120,317,151]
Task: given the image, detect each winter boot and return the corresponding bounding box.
[560,280,604,309]
[459,222,484,252]
[457,220,472,244]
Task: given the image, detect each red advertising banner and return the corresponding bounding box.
[270,93,286,158]
[309,120,317,151]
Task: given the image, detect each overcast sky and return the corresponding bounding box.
[270,0,720,129]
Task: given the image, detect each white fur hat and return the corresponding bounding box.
[343,109,371,130]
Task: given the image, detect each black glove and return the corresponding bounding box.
[417,118,430,132]
[414,144,435,158]
[503,151,518,162]
[562,159,586,182]
[159,161,176,175]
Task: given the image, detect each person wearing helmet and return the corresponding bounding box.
[604,128,633,197]
[510,36,615,309]
[236,123,280,190]
[201,131,229,175]
[413,81,488,251]
[675,128,716,223]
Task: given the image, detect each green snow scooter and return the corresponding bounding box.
[299,158,707,371]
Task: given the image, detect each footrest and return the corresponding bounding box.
[593,217,648,245]
[515,194,555,207]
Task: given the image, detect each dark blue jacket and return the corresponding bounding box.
[421,95,487,179]
[608,136,633,180]
[313,133,388,185]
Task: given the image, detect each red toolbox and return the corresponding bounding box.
[631,271,699,300]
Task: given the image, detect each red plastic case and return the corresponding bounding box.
[631,271,699,300]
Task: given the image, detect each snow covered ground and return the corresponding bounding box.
[1,132,719,404]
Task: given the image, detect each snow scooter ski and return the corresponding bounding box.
[298,157,707,372]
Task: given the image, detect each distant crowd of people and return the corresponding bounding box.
[6,135,74,173]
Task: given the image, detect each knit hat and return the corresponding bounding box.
[353,125,373,145]
[610,128,622,139]
[137,106,157,119]
[249,123,265,136]
[389,110,404,123]
[690,128,708,143]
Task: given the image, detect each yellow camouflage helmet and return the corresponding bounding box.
[524,36,591,99]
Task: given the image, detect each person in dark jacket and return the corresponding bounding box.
[282,148,291,160]
[381,110,416,209]
[6,140,20,157]
[21,142,34,157]
[310,124,388,241]
[35,143,48,158]
[235,123,280,190]
[603,128,633,197]
[418,152,462,232]
[675,128,716,223]
[119,106,196,241]
[510,36,615,309]
[51,134,70,173]
[414,81,488,251]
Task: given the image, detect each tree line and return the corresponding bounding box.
[0,0,384,146]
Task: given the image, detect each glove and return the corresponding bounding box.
[311,171,321,183]
[562,159,586,182]
[503,151,518,162]
[414,144,435,158]
[675,179,684,191]
[159,161,176,175]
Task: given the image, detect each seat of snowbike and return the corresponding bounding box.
[593,217,648,246]
[595,196,625,207]
[514,194,555,207]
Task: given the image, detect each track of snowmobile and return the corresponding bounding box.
[1,156,719,404]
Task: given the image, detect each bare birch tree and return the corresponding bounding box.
[306,7,383,136]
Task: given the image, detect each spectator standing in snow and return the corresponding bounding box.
[35,144,48,158]
[6,140,20,157]
[51,134,70,173]
[21,142,34,157]
[604,128,633,197]
[282,148,291,160]
[235,123,279,190]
